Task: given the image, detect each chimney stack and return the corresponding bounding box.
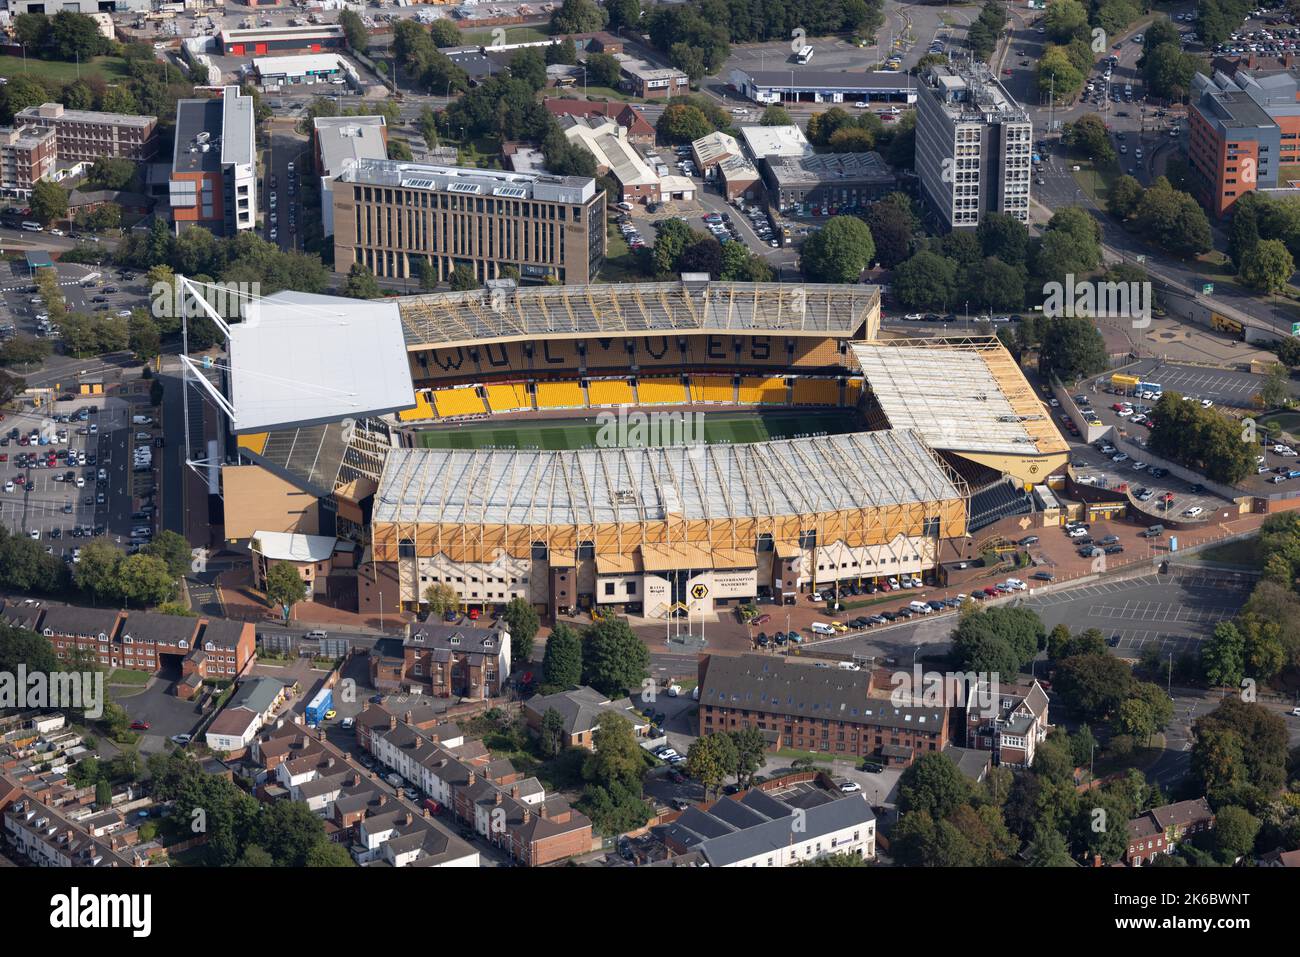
[511,784,520,799]
[389,715,397,730]
[422,807,430,818]
[404,710,413,724]
[522,808,531,824]
[467,771,476,786]
[404,812,413,825]
[539,802,549,820]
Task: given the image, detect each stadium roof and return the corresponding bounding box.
[849,339,1068,457]
[226,290,415,434]
[395,280,880,349]
[373,428,962,527]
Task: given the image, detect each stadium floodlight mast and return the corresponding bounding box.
[174,274,235,490]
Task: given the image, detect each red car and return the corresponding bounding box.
[983,587,999,598]
[468,608,480,620]
[754,613,771,625]
[129,721,151,731]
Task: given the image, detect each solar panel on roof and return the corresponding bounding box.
[448,181,481,194]
[403,178,435,189]
[494,186,527,198]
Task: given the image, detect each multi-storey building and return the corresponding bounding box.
[312,114,389,237]
[0,125,56,197]
[915,62,1032,230]
[15,103,158,163]
[1187,68,1300,217]
[401,622,512,699]
[1125,798,1216,866]
[697,654,950,766]
[331,159,606,284]
[169,86,256,236]
[963,678,1051,768]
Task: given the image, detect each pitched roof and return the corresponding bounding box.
[700,655,947,732]
[1150,798,1215,831]
[523,685,642,736]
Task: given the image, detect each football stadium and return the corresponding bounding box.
[213,278,1068,621]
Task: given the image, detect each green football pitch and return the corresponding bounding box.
[414,410,864,451]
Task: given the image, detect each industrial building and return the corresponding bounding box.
[762,151,896,214]
[915,63,1032,230]
[728,68,918,106]
[252,53,355,89]
[218,24,346,56]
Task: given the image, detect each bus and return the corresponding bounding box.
[795,45,814,63]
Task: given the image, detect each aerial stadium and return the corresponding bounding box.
[205,277,1067,621]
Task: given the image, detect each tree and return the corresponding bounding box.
[1107,175,1144,220]
[142,529,191,579]
[1055,653,1135,722]
[1202,621,1246,687]
[422,582,458,615]
[584,52,622,88]
[730,726,767,788]
[74,539,123,603]
[685,733,730,797]
[898,753,971,819]
[0,334,50,368]
[539,624,582,693]
[117,553,178,607]
[892,250,959,310]
[1063,114,1116,164]
[863,193,918,268]
[551,0,608,33]
[539,707,567,757]
[1025,827,1075,866]
[1259,363,1291,409]
[305,840,355,867]
[1238,239,1295,294]
[340,8,369,54]
[448,265,478,291]
[1038,316,1108,383]
[1212,805,1260,864]
[656,103,713,144]
[1038,45,1084,102]
[509,48,547,92]
[760,104,793,126]
[264,561,306,613]
[605,0,642,31]
[255,799,329,867]
[798,216,875,282]
[503,596,539,664]
[429,19,461,48]
[580,617,649,698]
[343,262,382,299]
[30,180,68,226]
[87,157,136,192]
[128,311,161,362]
[583,712,644,787]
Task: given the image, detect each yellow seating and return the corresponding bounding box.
[432,388,486,418]
[587,379,635,406]
[846,378,864,406]
[398,391,437,422]
[690,376,733,403]
[237,432,268,455]
[637,378,687,405]
[485,383,532,413]
[792,379,839,406]
[737,376,786,404]
[536,380,585,409]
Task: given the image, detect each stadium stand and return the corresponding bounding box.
[637,378,688,405]
[846,378,863,407]
[633,335,688,368]
[792,378,840,406]
[691,376,735,404]
[485,383,533,413]
[738,376,787,404]
[791,338,844,368]
[531,339,582,373]
[398,390,436,422]
[585,338,634,371]
[432,387,487,418]
[587,379,636,406]
[536,380,586,409]
[476,341,530,376]
[967,479,1033,532]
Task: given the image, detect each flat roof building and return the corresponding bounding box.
[312,115,389,237]
[739,124,814,161]
[915,63,1032,230]
[563,117,659,204]
[331,158,606,285]
[729,68,918,107]
[219,24,346,56]
[253,53,352,89]
[0,125,56,198]
[170,87,256,236]
[15,103,158,163]
[763,151,895,214]
[617,55,689,98]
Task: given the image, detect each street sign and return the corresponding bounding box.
[690,583,709,600]
[1291,321,1300,337]
[1202,283,1214,295]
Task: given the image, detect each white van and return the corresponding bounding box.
[305,629,328,640]
[908,600,933,615]
[837,661,861,671]
[810,622,836,636]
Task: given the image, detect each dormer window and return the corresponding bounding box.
[205,641,215,651]
[449,635,460,645]
[178,639,188,649]
[483,640,493,649]
[123,635,132,644]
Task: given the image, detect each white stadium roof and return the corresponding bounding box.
[373,429,962,527]
[849,340,1067,457]
[227,290,415,434]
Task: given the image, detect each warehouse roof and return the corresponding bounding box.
[850,338,1069,457]
[396,280,879,348]
[226,290,415,434]
[373,427,962,527]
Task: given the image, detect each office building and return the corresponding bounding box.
[1187,68,1300,217]
[915,63,1032,230]
[331,159,606,284]
[14,103,158,163]
[762,151,895,213]
[169,86,256,236]
[0,125,56,197]
[218,24,345,56]
[617,56,689,98]
[313,115,389,237]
